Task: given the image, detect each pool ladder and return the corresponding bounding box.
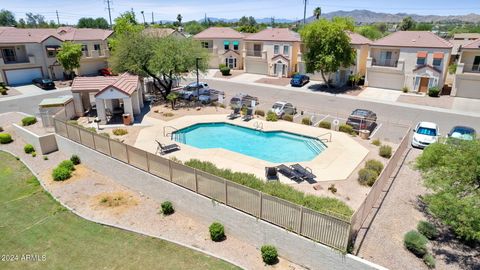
[253,121,263,130]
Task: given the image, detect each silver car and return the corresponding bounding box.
[270,101,296,117]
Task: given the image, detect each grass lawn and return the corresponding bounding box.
[0,151,241,270]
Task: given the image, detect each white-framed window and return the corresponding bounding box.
[283,45,289,55]
[433,58,442,67]
[274,45,279,55]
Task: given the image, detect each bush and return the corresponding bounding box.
[301,117,312,125]
[402,86,409,93]
[372,139,381,146]
[24,144,35,154]
[365,160,384,175]
[161,201,174,215]
[417,221,439,240]
[0,133,13,144]
[218,63,226,69]
[31,152,36,157]
[428,87,440,97]
[254,110,265,117]
[266,111,278,122]
[423,253,436,269]
[70,155,81,165]
[0,89,6,95]
[21,116,37,126]
[282,114,293,122]
[358,168,379,186]
[43,156,48,160]
[209,222,225,242]
[260,245,278,265]
[318,121,331,129]
[379,145,392,158]
[58,160,75,171]
[52,166,72,181]
[220,67,231,76]
[113,128,128,136]
[339,124,354,135]
[404,230,428,257]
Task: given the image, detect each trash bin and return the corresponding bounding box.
[122,114,132,125]
[359,129,370,140]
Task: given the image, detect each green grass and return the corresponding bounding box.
[0,151,241,270]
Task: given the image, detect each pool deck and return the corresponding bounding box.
[134,114,369,183]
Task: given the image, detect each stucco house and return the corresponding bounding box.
[193,27,245,70]
[365,31,453,93]
[452,39,480,99]
[243,28,301,77]
[71,73,145,124]
[0,26,112,86]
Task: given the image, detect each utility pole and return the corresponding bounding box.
[303,0,307,25]
[105,0,113,28]
[56,10,60,25]
[151,12,154,24]
[141,11,146,25]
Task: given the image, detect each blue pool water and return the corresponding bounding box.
[172,123,326,163]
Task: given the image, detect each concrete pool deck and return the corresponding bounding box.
[134,114,369,183]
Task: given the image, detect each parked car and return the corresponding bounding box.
[270,101,296,117]
[180,82,210,100]
[32,78,55,90]
[98,68,113,76]
[229,93,259,108]
[446,126,476,141]
[412,122,440,149]
[198,89,225,104]
[346,109,377,132]
[290,74,310,87]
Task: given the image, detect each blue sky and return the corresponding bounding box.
[1,0,479,24]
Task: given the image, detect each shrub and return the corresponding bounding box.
[218,63,227,69]
[266,111,278,122]
[0,133,13,144]
[52,166,72,181]
[21,116,37,126]
[402,86,409,93]
[260,245,278,265]
[254,110,265,117]
[220,67,231,76]
[209,222,225,242]
[113,128,128,136]
[328,184,337,194]
[0,126,3,132]
[0,89,6,95]
[318,121,331,129]
[339,124,354,135]
[372,139,381,146]
[282,114,293,122]
[31,152,36,157]
[70,155,81,165]
[301,117,312,125]
[160,201,174,215]
[423,253,436,269]
[404,230,428,257]
[358,168,378,186]
[43,156,48,160]
[365,160,384,175]
[417,221,439,240]
[59,160,75,171]
[24,144,35,154]
[379,145,392,158]
[428,87,440,97]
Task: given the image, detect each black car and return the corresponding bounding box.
[290,74,310,87]
[32,78,55,90]
[346,109,377,132]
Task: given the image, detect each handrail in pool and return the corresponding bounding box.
[163,126,178,138]
[317,132,332,143]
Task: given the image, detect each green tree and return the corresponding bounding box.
[166,92,180,109]
[109,11,144,51]
[0,9,16,26]
[415,22,433,31]
[77,17,109,29]
[356,25,383,40]
[17,18,26,28]
[25,13,47,28]
[300,19,355,87]
[238,16,256,26]
[313,7,322,20]
[238,25,258,33]
[176,14,183,26]
[374,22,387,33]
[399,16,416,31]
[184,21,206,35]
[56,42,83,78]
[416,141,480,242]
[109,32,209,100]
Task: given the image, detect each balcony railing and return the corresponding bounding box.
[246,50,262,57]
[372,58,398,67]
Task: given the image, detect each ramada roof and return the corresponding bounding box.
[194,27,244,39]
[462,38,480,50]
[0,26,113,44]
[244,28,300,42]
[71,73,139,96]
[371,31,452,49]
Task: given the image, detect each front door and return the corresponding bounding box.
[419,77,429,93]
[226,57,236,69]
[275,63,283,77]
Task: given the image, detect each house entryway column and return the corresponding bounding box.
[123,98,135,122]
[95,98,106,122]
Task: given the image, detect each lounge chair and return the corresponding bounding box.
[228,107,241,119]
[265,167,279,181]
[291,163,317,183]
[155,140,180,155]
[243,107,253,121]
[276,164,303,183]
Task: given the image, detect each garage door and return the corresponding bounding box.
[456,78,480,99]
[367,70,404,90]
[5,68,42,86]
[245,61,268,75]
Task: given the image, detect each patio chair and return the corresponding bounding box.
[276,164,303,183]
[291,163,317,183]
[265,167,279,181]
[243,107,253,121]
[228,107,241,119]
[155,140,180,155]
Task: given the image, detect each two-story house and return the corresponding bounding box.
[452,39,480,99]
[193,27,245,70]
[243,28,301,77]
[365,31,452,93]
[0,27,112,86]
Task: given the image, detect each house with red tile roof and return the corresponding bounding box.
[452,38,480,99]
[71,73,145,123]
[0,27,113,86]
[365,31,453,93]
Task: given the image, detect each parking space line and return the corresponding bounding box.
[369,123,383,138]
[313,114,330,126]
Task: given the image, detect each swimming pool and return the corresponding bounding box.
[172,122,326,163]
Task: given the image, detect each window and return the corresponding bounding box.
[45,45,60,58]
[417,57,426,65]
[81,44,88,51]
[274,45,279,54]
[473,56,480,71]
[283,45,289,55]
[433,58,442,67]
[1,48,16,62]
[224,41,230,50]
[233,41,239,50]
[94,44,101,51]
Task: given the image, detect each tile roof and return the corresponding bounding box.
[462,38,480,49]
[347,32,371,45]
[244,28,301,42]
[0,27,113,44]
[194,27,244,39]
[371,31,452,49]
[71,73,139,96]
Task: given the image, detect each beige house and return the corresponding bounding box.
[452,39,480,99]
[365,31,453,93]
[193,27,245,70]
[71,73,145,124]
[0,26,112,86]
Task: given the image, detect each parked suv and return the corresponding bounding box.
[229,93,259,108]
[32,78,55,90]
[270,101,296,117]
[346,109,377,132]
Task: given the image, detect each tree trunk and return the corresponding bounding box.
[320,70,330,88]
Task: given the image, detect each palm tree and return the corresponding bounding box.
[314,7,322,20]
[177,14,183,26]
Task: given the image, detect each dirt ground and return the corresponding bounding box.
[148,102,231,121]
[255,77,291,86]
[214,70,245,79]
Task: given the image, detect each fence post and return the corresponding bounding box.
[125,143,130,163]
[145,151,150,172]
[194,169,198,192]
[107,137,112,156]
[65,122,70,138]
[259,191,263,218]
[224,179,228,204]
[299,206,304,235]
[168,160,173,181]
